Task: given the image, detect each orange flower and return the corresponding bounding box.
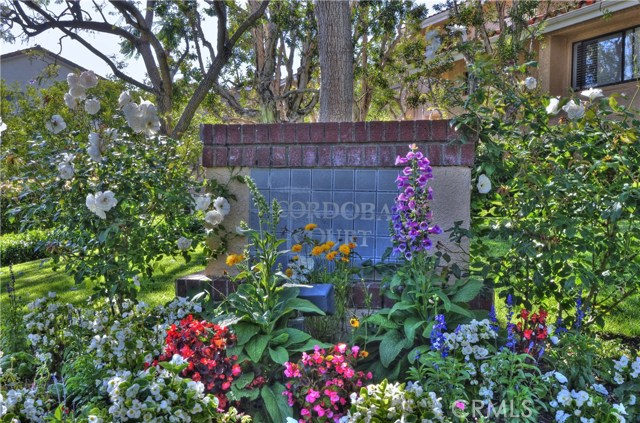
[359,350,369,358]
[291,244,303,253]
[285,268,293,277]
[311,246,323,256]
[225,253,245,266]
[304,223,317,231]
[325,240,335,248]
[348,242,357,249]
[339,244,351,255]
[326,251,338,261]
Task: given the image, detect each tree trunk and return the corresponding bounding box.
[315,0,353,122]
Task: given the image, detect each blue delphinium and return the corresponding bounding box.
[488,305,499,333]
[430,314,449,358]
[391,144,442,259]
[504,294,516,351]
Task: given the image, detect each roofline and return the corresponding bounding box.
[421,9,450,28]
[1,46,89,74]
[541,0,639,34]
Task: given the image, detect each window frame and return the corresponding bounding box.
[572,25,639,90]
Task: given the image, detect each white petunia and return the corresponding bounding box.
[170,354,187,365]
[64,93,78,109]
[554,372,568,384]
[118,91,133,109]
[524,77,537,90]
[591,383,608,396]
[213,196,231,216]
[46,115,67,134]
[84,98,101,115]
[580,88,604,101]
[58,163,74,180]
[205,210,223,226]
[477,174,491,194]
[555,410,570,423]
[562,100,585,120]
[78,70,99,88]
[177,237,192,251]
[194,194,211,212]
[546,97,560,115]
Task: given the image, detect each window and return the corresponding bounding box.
[572,26,640,90]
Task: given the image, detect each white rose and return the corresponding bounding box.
[205,210,223,226]
[123,102,143,132]
[138,100,161,136]
[46,115,67,134]
[88,132,103,162]
[67,73,79,89]
[194,194,211,212]
[84,98,101,115]
[213,196,231,216]
[546,97,560,115]
[64,93,78,109]
[477,174,491,194]
[68,85,86,100]
[562,100,585,120]
[58,163,74,180]
[118,91,133,108]
[524,76,537,90]
[60,153,75,164]
[78,70,99,88]
[95,191,117,212]
[580,88,604,101]
[177,237,192,251]
[0,117,6,134]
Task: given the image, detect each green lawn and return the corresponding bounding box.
[0,248,208,307]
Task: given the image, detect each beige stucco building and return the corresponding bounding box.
[416,0,640,118]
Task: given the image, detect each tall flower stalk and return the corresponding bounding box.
[391,144,441,260]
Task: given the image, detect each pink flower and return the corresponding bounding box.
[351,345,360,358]
[314,404,326,417]
[301,408,310,416]
[336,343,347,354]
[305,389,321,404]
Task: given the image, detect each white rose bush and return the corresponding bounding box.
[15,72,233,305]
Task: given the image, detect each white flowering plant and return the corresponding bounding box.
[13,72,221,304]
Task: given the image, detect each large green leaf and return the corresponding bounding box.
[268,346,289,365]
[233,322,261,345]
[364,313,399,330]
[403,317,423,345]
[275,328,311,347]
[246,334,270,363]
[284,297,325,315]
[451,279,484,303]
[261,385,283,423]
[379,329,410,368]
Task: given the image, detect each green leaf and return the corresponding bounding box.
[232,372,255,390]
[403,317,423,344]
[451,279,484,303]
[448,303,473,318]
[364,312,399,330]
[261,385,283,423]
[246,334,270,363]
[234,322,261,345]
[284,297,325,315]
[268,346,289,365]
[379,330,409,368]
[276,328,311,347]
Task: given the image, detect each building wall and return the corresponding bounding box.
[1,53,81,89]
[539,5,640,108]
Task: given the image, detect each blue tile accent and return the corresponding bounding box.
[251,168,270,189]
[377,170,400,192]
[356,169,377,191]
[291,169,312,189]
[312,169,333,190]
[334,169,355,191]
[270,169,291,189]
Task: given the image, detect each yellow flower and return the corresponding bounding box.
[350,317,360,328]
[326,251,338,261]
[359,350,369,358]
[325,240,335,248]
[304,223,317,231]
[285,268,293,278]
[311,246,323,256]
[339,244,351,256]
[225,253,244,267]
[292,255,299,261]
[292,244,303,253]
[321,243,331,253]
[341,257,349,263]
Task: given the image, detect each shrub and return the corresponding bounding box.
[0,229,50,265]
